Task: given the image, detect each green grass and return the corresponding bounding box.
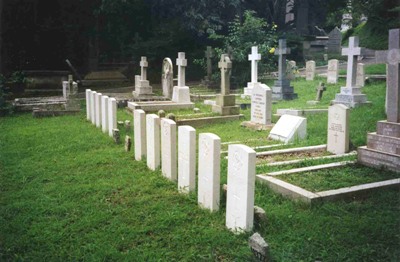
[278,163,400,192]
[1,76,399,261]
[339,63,387,75]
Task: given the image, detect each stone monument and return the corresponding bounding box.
[327,27,342,53]
[243,46,262,97]
[133,56,153,98]
[172,52,191,103]
[306,60,316,81]
[162,58,173,99]
[331,36,370,107]
[327,59,339,84]
[358,28,400,172]
[212,54,240,115]
[202,46,214,86]
[272,39,298,100]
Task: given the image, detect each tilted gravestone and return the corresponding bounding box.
[226,144,256,233]
[162,58,173,99]
[327,104,350,155]
[268,115,307,144]
[198,133,221,211]
[306,60,316,81]
[358,28,400,172]
[272,39,297,100]
[327,59,339,84]
[331,36,370,107]
[178,126,196,194]
[212,54,239,115]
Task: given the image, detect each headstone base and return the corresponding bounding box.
[271,83,297,101]
[241,121,274,131]
[358,146,400,173]
[331,93,371,108]
[172,86,191,103]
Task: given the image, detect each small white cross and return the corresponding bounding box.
[248,46,261,84]
[176,52,187,87]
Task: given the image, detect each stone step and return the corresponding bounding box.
[377,120,400,138]
[367,132,400,155]
[358,146,400,173]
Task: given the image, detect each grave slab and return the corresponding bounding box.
[268,115,307,144]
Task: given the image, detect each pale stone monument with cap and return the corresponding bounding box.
[243,46,262,97]
[132,56,154,98]
[172,52,191,103]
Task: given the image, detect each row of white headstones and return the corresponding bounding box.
[85,90,256,233]
[85,89,117,137]
[134,109,256,233]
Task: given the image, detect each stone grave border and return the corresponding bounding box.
[276,108,328,117]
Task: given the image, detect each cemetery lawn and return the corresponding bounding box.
[1,78,399,261]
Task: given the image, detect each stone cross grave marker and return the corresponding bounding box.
[162,58,173,98]
[198,133,221,211]
[101,95,109,133]
[343,37,363,89]
[249,46,261,85]
[86,89,91,120]
[315,82,326,101]
[219,54,232,95]
[146,114,161,170]
[356,63,365,87]
[327,59,339,84]
[172,52,191,103]
[140,56,148,81]
[108,98,117,137]
[376,29,400,123]
[161,118,177,181]
[275,39,290,82]
[178,126,196,194]
[226,144,256,233]
[306,60,316,81]
[205,46,213,81]
[251,83,272,125]
[134,109,147,161]
[327,104,349,154]
[177,52,187,87]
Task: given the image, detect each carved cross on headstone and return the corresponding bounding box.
[249,46,261,84]
[218,54,232,95]
[376,29,400,123]
[342,37,363,88]
[176,52,187,87]
[140,56,148,81]
[315,82,326,101]
[205,46,213,81]
[274,39,291,81]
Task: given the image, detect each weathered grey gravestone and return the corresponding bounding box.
[327,104,349,155]
[356,63,365,87]
[202,46,214,86]
[243,46,262,96]
[132,56,153,98]
[272,39,297,100]
[64,75,80,110]
[287,60,297,80]
[327,27,342,53]
[249,233,269,262]
[212,54,240,115]
[162,58,173,99]
[315,82,326,101]
[306,60,316,81]
[331,36,370,107]
[327,59,339,84]
[358,28,400,172]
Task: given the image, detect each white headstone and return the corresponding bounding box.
[95,93,102,128]
[268,115,307,144]
[306,60,316,81]
[178,126,196,193]
[101,96,109,133]
[146,114,161,171]
[172,52,191,103]
[226,144,256,233]
[327,59,339,84]
[134,109,147,161]
[287,60,296,80]
[198,133,221,211]
[108,98,117,137]
[356,63,365,87]
[85,89,91,120]
[90,91,97,124]
[161,118,177,181]
[251,83,272,125]
[327,104,349,154]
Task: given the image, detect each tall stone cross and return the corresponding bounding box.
[176,52,187,87]
[140,56,148,81]
[248,46,261,84]
[274,39,291,81]
[315,82,326,101]
[218,54,232,95]
[342,36,363,89]
[205,46,213,80]
[376,29,400,123]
